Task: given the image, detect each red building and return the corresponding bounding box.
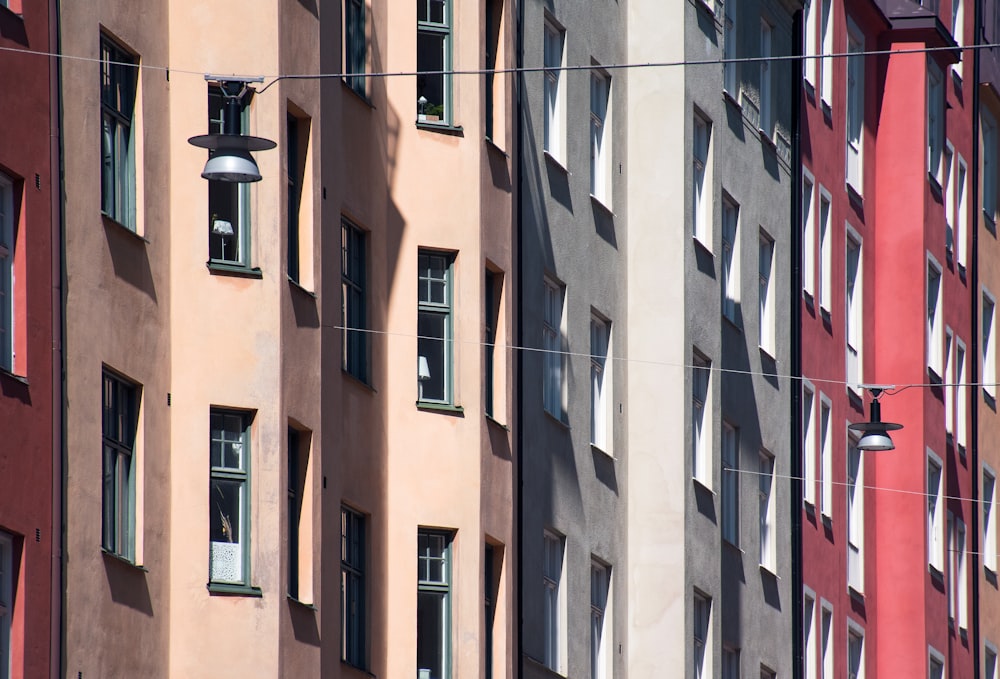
[800,0,973,677]
[0,1,58,677]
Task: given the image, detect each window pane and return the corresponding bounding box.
[417,590,447,679]
[417,33,446,120]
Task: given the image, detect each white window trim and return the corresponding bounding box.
[956,338,968,452]
[804,0,818,88]
[759,18,773,138]
[722,420,740,546]
[928,644,946,679]
[820,393,833,518]
[985,109,998,226]
[985,463,998,573]
[590,314,612,452]
[952,0,964,78]
[722,195,741,323]
[845,226,863,396]
[847,619,865,679]
[0,174,12,374]
[724,0,739,96]
[803,169,816,299]
[542,529,567,674]
[693,113,712,249]
[804,587,818,679]
[985,287,997,400]
[803,380,817,507]
[944,142,956,256]
[956,155,968,268]
[820,600,834,679]
[759,229,775,355]
[847,430,864,594]
[818,186,832,314]
[927,62,945,186]
[945,327,955,437]
[927,255,944,379]
[543,15,566,165]
[819,0,834,107]
[543,277,566,419]
[986,640,999,679]
[589,67,612,208]
[759,450,776,571]
[928,448,945,574]
[845,21,864,196]
[692,350,713,488]
[693,590,713,679]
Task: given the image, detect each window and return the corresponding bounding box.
[929,647,944,679]
[485,269,502,418]
[985,466,997,573]
[0,175,12,372]
[928,64,945,186]
[847,435,864,592]
[342,507,366,668]
[759,451,775,570]
[848,627,864,679]
[761,666,776,679]
[590,316,611,450]
[803,172,816,298]
[287,428,305,600]
[723,0,738,95]
[803,383,817,506]
[818,190,832,313]
[590,69,612,206]
[758,231,775,354]
[987,644,999,679]
[846,233,863,391]
[102,370,138,561]
[804,0,817,87]
[590,561,610,679]
[722,422,739,545]
[985,110,998,225]
[946,329,955,436]
[693,114,711,245]
[819,0,833,106]
[722,197,740,322]
[286,113,303,283]
[0,532,12,679]
[543,278,565,418]
[417,529,453,679]
[484,544,498,679]
[417,0,452,124]
[543,18,566,162]
[692,352,712,486]
[100,34,137,230]
[819,397,832,517]
[957,340,967,451]
[928,451,945,573]
[945,144,955,254]
[927,259,944,378]
[344,0,366,96]
[543,530,565,673]
[804,592,818,679]
[484,0,503,141]
[759,20,773,137]
[952,0,964,77]
[343,220,369,382]
[209,409,252,587]
[693,592,711,679]
[956,156,968,268]
[846,25,864,195]
[985,291,996,400]
[208,84,252,266]
[948,513,968,630]
[418,251,455,404]
[820,605,833,679]
[722,647,740,679]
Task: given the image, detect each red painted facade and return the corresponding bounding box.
[0,1,56,677]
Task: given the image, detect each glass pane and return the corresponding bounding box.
[417,33,446,120]
[210,478,242,545]
[418,312,447,401]
[417,590,447,679]
[102,446,116,549]
[428,0,446,24]
[209,180,241,262]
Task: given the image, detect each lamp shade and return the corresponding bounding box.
[856,429,896,452]
[418,356,431,381]
[848,397,902,452]
[188,132,276,183]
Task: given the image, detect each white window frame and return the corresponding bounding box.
[818,188,832,314]
[543,277,565,418]
[927,256,944,379]
[928,449,945,573]
[846,229,863,394]
[928,63,945,186]
[804,588,818,679]
[820,602,834,679]
[590,315,611,451]
[985,464,998,573]
[803,381,817,506]
[847,621,865,679]
[985,109,999,226]
[590,68,612,207]
[724,0,738,96]
[986,641,999,679]
[759,19,773,138]
[692,351,712,487]
[0,174,12,373]
[847,432,864,593]
[820,394,833,518]
[759,450,776,571]
[543,17,566,164]
[956,338,968,452]
[944,142,956,256]
[945,328,955,437]
[952,0,964,78]
[722,421,740,546]
[543,530,566,674]
[846,21,864,196]
[693,591,712,679]
[985,289,997,401]
[722,646,741,679]
[722,196,741,323]
[803,170,816,299]
[956,155,968,268]
[590,560,610,679]
[819,0,833,107]
[759,230,775,355]
[929,645,945,679]
[693,113,712,247]
[947,512,968,631]
[804,0,818,88]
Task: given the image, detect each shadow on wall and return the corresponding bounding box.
[103,554,153,616]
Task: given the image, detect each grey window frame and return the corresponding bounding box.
[100,34,138,231]
[343,219,369,382]
[417,528,453,679]
[416,0,453,126]
[207,85,253,270]
[342,506,367,668]
[344,0,367,96]
[417,250,455,405]
[102,369,138,562]
[208,408,256,593]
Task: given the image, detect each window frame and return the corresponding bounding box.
[342,219,370,383]
[207,84,253,270]
[803,170,816,299]
[693,113,712,248]
[0,174,12,373]
[590,67,612,207]
[342,506,367,668]
[820,602,834,679]
[927,449,945,574]
[102,368,139,562]
[0,531,12,679]
[927,62,945,187]
[590,560,610,679]
[985,464,998,574]
[927,256,944,379]
[985,288,997,401]
[759,18,773,138]
[543,16,567,163]
[804,589,818,679]
[692,351,712,487]
[417,528,454,679]
[819,394,833,518]
[818,187,832,315]
[846,432,864,593]
[722,421,740,545]
[100,33,138,231]
[803,381,817,507]
[543,529,566,674]
[542,277,565,419]
[758,229,775,355]
[693,591,712,679]
[416,0,454,126]
[847,621,865,679]
[845,22,864,197]
[845,229,863,395]
[928,645,945,679]
[819,0,833,107]
[590,314,611,451]
[724,0,739,96]
[759,450,776,571]
[956,155,969,269]
[803,0,817,88]
[208,408,255,591]
[956,338,968,452]
[987,641,999,679]
[722,194,741,323]
[984,108,998,227]
[344,0,367,97]
[417,250,456,406]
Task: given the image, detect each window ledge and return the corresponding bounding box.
[723,539,744,554]
[804,499,816,514]
[543,149,569,174]
[101,548,148,572]
[723,88,742,109]
[693,234,714,257]
[207,261,263,279]
[340,659,377,678]
[287,276,317,298]
[591,443,615,460]
[287,594,318,611]
[0,367,28,385]
[207,582,263,597]
[821,512,833,526]
[821,99,832,119]
[984,210,997,236]
[848,585,865,601]
[416,401,465,416]
[343,368,376,393]
[759,345,776,363]
[985,389,997,411]
[416,120,464,136]
[543,408,569,429]
[846,182,864,207]
[590,194,614,217]
[722,313,742,333]
[486,414,510,431]
[804,79,816,98]
[692,476,716,495]
[342,79,375,108]
[758,128,777,149]
[759,564,780,579]
[102,213,147,243]
[928,367,943,385]
[928,172,944,201]
[929,564,945,581]
[485,137,508,157]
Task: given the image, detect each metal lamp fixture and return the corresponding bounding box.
[188,78,276,183]
[848,386,903,452]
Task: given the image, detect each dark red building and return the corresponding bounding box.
[0,0,59,677]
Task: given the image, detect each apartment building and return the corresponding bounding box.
[0,1,57,677]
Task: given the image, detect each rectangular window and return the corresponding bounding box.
[543,18,566,162]
[846,26,864,195]
[543,278,565,418]
[343,220,369,382]
[928,64,945,185]
[417,0,452,124]
[693,592,712,679]
[693,352,712,486]
[985,291,996,400]
[590,316,611,450]
[957,340,968,451]
[543,530,565,673]
[945,329,955,436]
[209,409,252,586]
[342,507,366,668]
[344,0,366,96]
[590,561,610,679]
[417,529,453,679]
[846,233,863,392]
[722,197,740,322]
[956,156,968,268]
[945,144,955,255]
[722,647,740,679]
[952,0,964,77]
[948,513,968,630]
[100,34,138,231]
[929,648,944,679]
[804,592,818,679]
[286,114,302,283]
[484,269,502,418]
[102,370,138,561]
[803,172,816,298]
[0,532,12,679]
[722,422,740,545]
[847,435,864,592]
[985,109,998,225]
[928,259,944,378]
[818,190,832,313]
[803,383,817,506]
[987,644,999,679]
[484,544,497,679]
[985,466,998,573]
[758,231,775,354]
[208,84,252,266]
[590,69,612,206]
[759,20,773,137]
[417,251,455,404]
[484,0,502,141]
[928,451,944,572]
[759,451,775,570]
[819,0,833,106]
[804,0,817,87]
[820,605,833,679]
[848,628,864,679]
[819,397,833,517]
[761,666,776,679]
[724,0,738,95]
[0,175,12,372]
[288,428,301,598]
[693,114,711,245]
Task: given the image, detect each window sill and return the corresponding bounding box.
[821,99,832,122]
[985,389,997,412]
[722,312,742,333]
[929,564,945,582]
[723,539,744,554]
[846,182,863,207]
[486,413,510,431]
[287,276,317,298]
[695,0,716,17]
[692,476,716,495]
[693,234,714,257]
[102,548,148,571]
[543,149,569,174]
[287,594,317,611]
[804,499,816,514]
[102,212,147,243]
[0,367,28,385]
[758,128,777,149]
[485,136,508,157]
[343,368,376,393]
[416,120,464,136]
[928,172,944,201]
[207,261,263,279]
[207,582,263,597]
[341,659,377,678]
[848,584,865,601]
[928,366,943,385]
[590,194,614,217]
[821,512,832,527]
[591,443,615,460]
[723,88,742,109]
[543,407,569,429]
[759,564,780,579]
[342,79,375,108]
[416,401,465,416]
[804,79,816,99]
[759,345,776,363]
[984,210,997,237]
